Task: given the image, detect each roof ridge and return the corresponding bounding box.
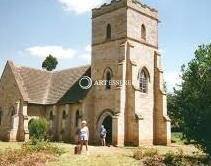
[10,61,90,73]
[54,64,91,73]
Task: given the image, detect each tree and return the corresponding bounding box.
[28,118,49,140]
[172,44,211,154]
[42,55,58,71]
[167,93,182,132]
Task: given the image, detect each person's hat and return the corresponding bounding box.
[82,120,87,124]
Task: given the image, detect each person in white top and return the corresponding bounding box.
[79,120,89,154]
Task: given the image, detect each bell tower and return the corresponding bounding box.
[91,0,171,146]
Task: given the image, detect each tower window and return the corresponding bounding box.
[76,110,80,127]
[141,24,146,41]
[106,24,111,40]
[139,68,149,93]
[104,68,112,89]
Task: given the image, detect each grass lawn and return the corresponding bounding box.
[0,141,22,152]
[48,144,140,166]
[47,142,204,166]
[0,133,207,166]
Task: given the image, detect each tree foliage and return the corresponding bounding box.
[42,55,58,71]
[169,44,211,154]
[167,93,182,132]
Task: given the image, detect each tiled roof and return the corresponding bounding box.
[58,68,91,104]
[8,61,90,105]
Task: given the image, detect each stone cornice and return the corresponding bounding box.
[92,37,158,49]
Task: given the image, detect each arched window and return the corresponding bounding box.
[139,68,149,93]
[76,110,80,127]
[10,106,15,116]
[49,111,53,120]
[104,68,112,89]
[49,111,54,129]
[62,110,67,119]
[141,24,146,41]
[106,24,111,40]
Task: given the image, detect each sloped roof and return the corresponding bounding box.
[58,68,91,104]
[7,61,90,105]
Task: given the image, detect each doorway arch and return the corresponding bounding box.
[97,110,114,145]
[102,115,112,144]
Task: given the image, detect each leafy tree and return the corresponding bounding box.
[167,93,182,132]
[42,54,58,71]
[172,44,211,154]
[28,118,49,140]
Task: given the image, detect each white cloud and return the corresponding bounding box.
[58,0,106,14]
[158,48,166,55]
[25,44,91,63]
[25,45,76,59]
[84,44,91,52]
[79,44,91,63]
[164,71,182,92]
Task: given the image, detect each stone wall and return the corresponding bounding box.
[0,62,23,141]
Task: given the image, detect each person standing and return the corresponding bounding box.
[100,125,107,146]
[79,120,89,155]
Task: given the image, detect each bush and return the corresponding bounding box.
[28,118,49,140]
[163,152,184,166]
[23,139,65,155]
[0,140,65,166]
[133,147,210,165]
[133,147,158,160]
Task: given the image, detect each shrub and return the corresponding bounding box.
[28,118,49,140]
[163,151,184,166]
[23,139,65,155]
[133,147,158,160]
[0,140,65,166]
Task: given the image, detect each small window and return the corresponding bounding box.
[141,24,146,41]
[11,106,15,116]
[76,110,80,127]
[106,24,111,40]
[63,110,67,120]
[106,71,112,89]
[49,111,53,120]
[104,68,112,89]
[139,68,149,93]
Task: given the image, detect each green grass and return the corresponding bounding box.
[48,144,140,166]
[0,141,22,152]
[0,134,206,166]
[171,132,185,144]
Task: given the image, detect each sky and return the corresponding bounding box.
[0,0,211,92]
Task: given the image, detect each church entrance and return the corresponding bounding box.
[97,110,113,145]
[102,115,112,145]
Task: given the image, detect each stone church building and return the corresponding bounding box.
[0,0,171,146]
